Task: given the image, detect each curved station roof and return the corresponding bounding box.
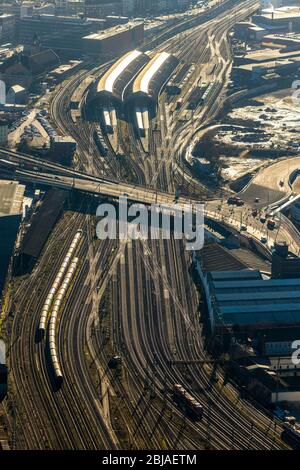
[97,50,150,102]
[131,51,179,103]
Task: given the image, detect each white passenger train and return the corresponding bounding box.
[49,257,79,383]
[39,230,82,337]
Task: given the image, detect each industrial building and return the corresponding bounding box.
[263,32,300,49]
[49,135,77,166]
[253,6,300,32]
[96,50,150,105]
[234,21,267,42]
[196,241,300,335]
[233,57,300,84]
[17,189,67,272]
[200,266,300,333]
[0,180,25,297]
[234,48,300,66]
[129,51,179,111]
[82,21,144,56]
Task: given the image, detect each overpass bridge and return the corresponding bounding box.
[12,167,206,211]
[3,147,300,256]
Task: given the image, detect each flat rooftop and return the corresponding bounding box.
[51,60,82,75]
[264,33,300,44]
[257,6,300,20]
[83,21,143,41]
[241,48,300,62]
[0,180,25,217]
[237,58,294,71]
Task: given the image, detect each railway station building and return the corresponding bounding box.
[96,50,150,108]
[127,51,179,116]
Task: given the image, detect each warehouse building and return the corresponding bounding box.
[195,241,300,333]
[263,32,300,49]
[253,7,300,32]
[234,57,299,84]
[0,180,25,297]
[17,189,67,272]
[234,48,300,66]
[82,21,144,57]
[234,21,267,42]
[203,269,300,333]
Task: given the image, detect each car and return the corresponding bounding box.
[254,197,260,203]
[240,224,247,231]
[260,216,266,224]
[267,219,276,230]
[252,208,258,217]
[260,236,267,244]
[228,196,244,206]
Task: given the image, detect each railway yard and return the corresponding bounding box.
[0,0,297,452]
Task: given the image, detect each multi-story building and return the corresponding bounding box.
[19,14,96,52]
[122,0,135,16]
[0,14,16,44]
[84,0,122,18]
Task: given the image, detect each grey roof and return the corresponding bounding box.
[210,270,260,280]
[209,270,300,328]
[0,180,25,217]
[20,189,67,259]
[197,243,248,272]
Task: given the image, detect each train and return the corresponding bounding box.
[282,422,300,448]
[200,80,217,105]
[49,257,79,384]
[101,107,114,135]
[173,384,203,420]
[94,129,109,156]
[39,230,82,337]
[0,158,18,172]
[135,107,149,138]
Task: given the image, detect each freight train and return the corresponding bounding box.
[173,384,203,420]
